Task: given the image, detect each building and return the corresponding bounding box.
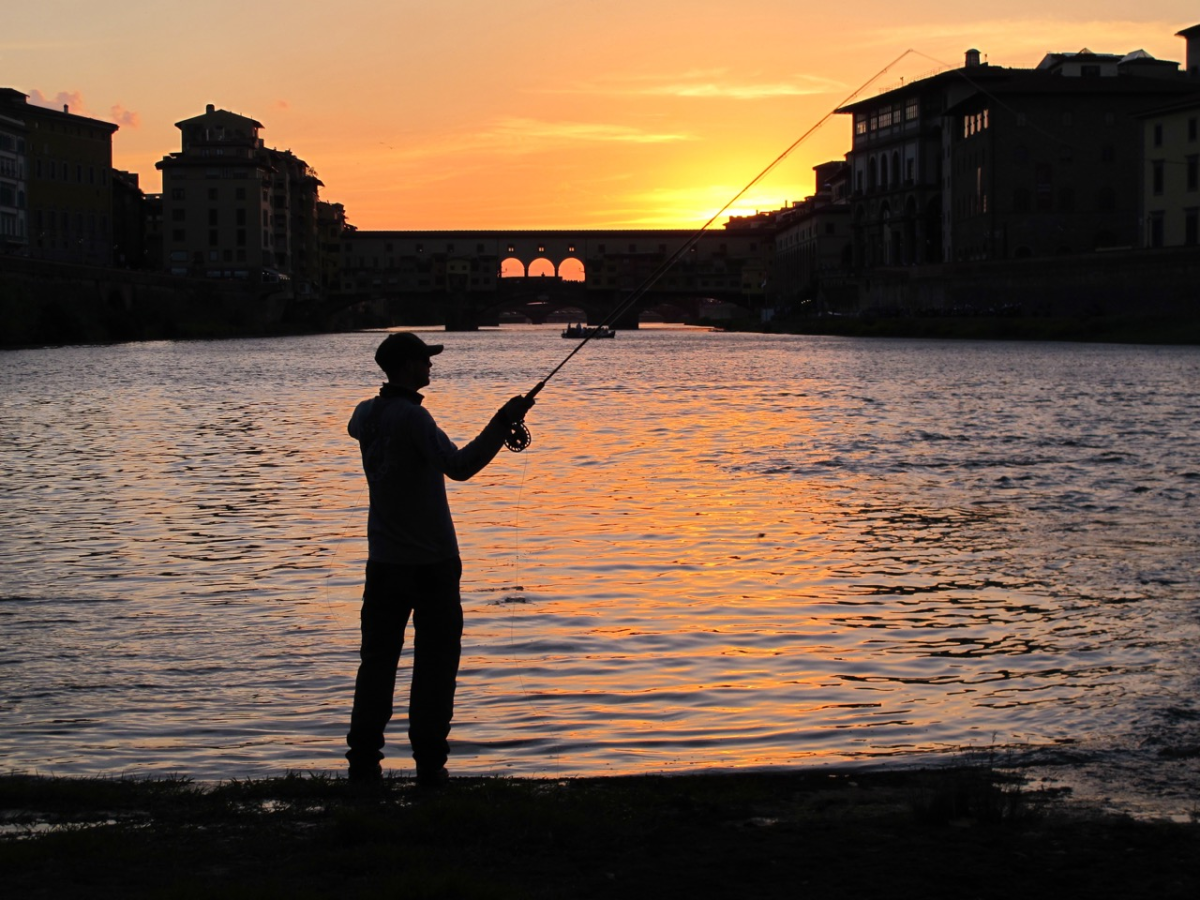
[0,110,27,253]
[111,169,146,268]
[770,161,853,309]
[944,50,1195,261]
[836,56,1001,268]
[316,200,349,294]
[835,30,1198,269]
[155,103,323,288]
[0,88,119,264]
[1137,92,1200,246]
[1135,27,1200,248]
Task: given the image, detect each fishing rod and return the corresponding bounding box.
[504,49,919,452]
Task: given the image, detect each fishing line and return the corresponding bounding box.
[503,49,919,452]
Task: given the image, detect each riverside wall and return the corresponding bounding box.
[858,247,1200,317]
[0,257,300,347]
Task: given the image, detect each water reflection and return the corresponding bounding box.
[0,331,1197,815]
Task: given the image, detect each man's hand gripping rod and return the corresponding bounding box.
[504,380,544,452]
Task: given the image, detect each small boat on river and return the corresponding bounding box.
[561,323,615,339]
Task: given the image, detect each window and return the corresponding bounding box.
[1186,209,1199,246]
[905,98,919,121]
[1190,118,1198,142]
[1152,160,1165,195]
[171,208,185,222]
[1188,155,1198,192]
[208,187,217,200]
[1153,123,1163,147]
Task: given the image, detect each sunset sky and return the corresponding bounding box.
[5,1,1197,230]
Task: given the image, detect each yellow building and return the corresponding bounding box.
[0,88,118,264]
[1138,91,1200,247]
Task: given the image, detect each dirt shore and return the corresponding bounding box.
[3,767,1198,899]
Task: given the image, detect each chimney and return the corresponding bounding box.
[1179,25,1200,77]
[206,103,215,114]
[63,104,69,113]
[965,48,982,68]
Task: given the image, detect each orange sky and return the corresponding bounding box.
[5,2,1197,229]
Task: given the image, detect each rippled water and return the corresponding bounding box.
[2,329,1198,815]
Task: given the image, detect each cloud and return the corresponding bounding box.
[487,117,692,145]
[371,116,693,168]
[275,99,290,111]
[543,69,846,100]
[110,104,140,129]
[28,88,89,115]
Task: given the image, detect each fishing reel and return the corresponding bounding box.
[505,419,532,452]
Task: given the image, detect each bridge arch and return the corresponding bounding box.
[528,257,555,278]
[500,257,525,278]
[559,257,585,282]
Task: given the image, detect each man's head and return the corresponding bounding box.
[375,332,444,390]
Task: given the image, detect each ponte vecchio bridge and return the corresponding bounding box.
[336,228,771,329]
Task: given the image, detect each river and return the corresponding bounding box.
[1,327,1197,818]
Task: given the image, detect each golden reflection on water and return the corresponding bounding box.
[0,330,1198,794]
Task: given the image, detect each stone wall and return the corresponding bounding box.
[0,257,300,346]
[860,248,1200,317]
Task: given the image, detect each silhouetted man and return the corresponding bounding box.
[345,331,533,786]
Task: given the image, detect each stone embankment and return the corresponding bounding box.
[0,256,304,346]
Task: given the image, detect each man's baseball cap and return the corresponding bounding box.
[375,332,444,371]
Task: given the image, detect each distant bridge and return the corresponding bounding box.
[335,228,772,329]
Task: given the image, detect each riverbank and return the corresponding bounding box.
[740,312,1200,345]
[3,768,1197,899]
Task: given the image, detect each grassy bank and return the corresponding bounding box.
[3,769,1197,899]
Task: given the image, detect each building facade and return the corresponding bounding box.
[835,31,1199,271]
[770,161,852,309]
[945,52,1195,261]
[836,57,999,268]
[156,103,323,289]
[1137,92,1200,247]
[0,88,118,264]
[0,111,27,253]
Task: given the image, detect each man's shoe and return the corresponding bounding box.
[415,766,449,789]
[348,761,382,783]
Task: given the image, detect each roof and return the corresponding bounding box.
[174,106,264,131]
[0,87,119,133]
[836,67,1011,113]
